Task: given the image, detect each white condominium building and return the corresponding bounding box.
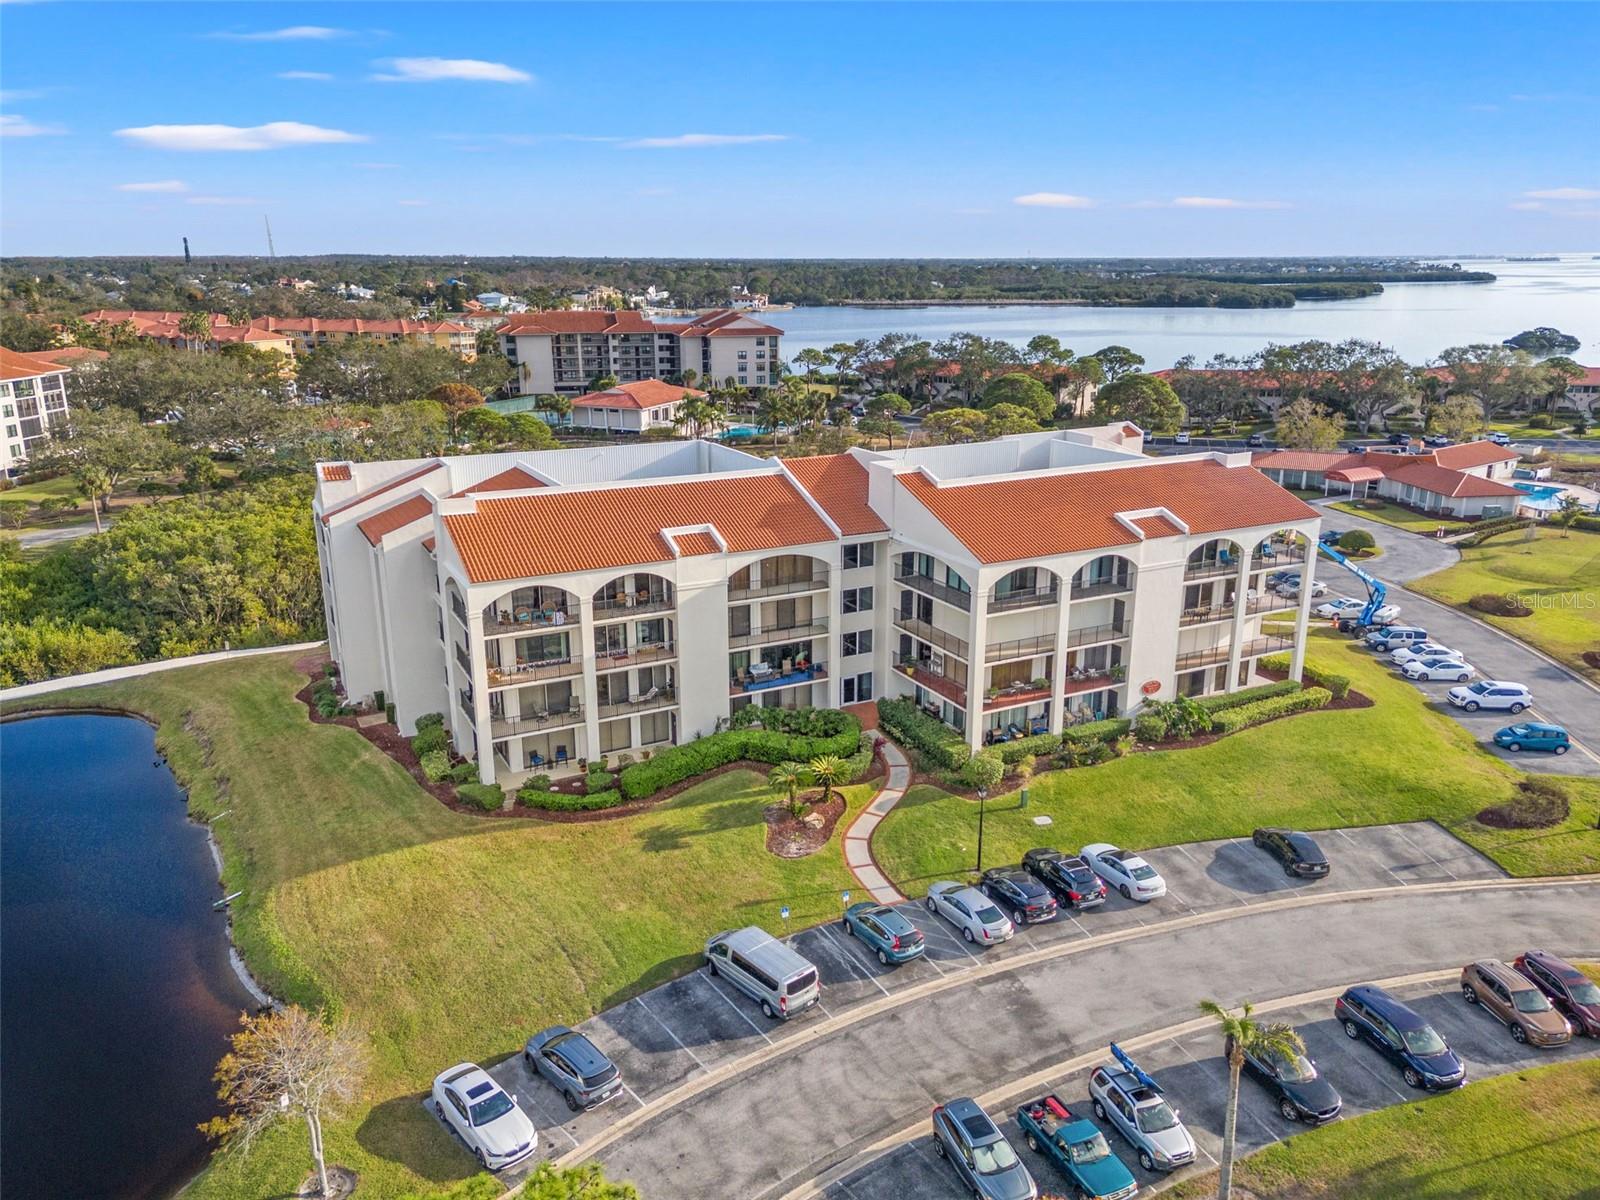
[313,423,1322,788]
[1,347,78,476]
[498,308,783,396]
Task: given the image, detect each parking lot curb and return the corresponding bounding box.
[772,966,1471,1200]
[513,872,1598,1193]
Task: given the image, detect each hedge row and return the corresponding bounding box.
[1260,654,1352,700]
[1210,687,1332,735]
[1569,514,1600,533]
[518,786,625,812]
[988,717,1132,764]
[839,731,879,783]
[1061,717,1132,745]
[1196,679,1302,713]
[456,782,505,812]
[617,713,861,800]
[876,697,970,769]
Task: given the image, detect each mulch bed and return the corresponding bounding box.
[764,791,847,858]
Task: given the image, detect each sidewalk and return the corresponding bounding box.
[842,738,911,903]
[1,641,325,702]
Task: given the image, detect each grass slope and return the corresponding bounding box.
[1169,1056,1600,1200]
[872,629,1600,890]
[1328,499,1464,534]
[1409,526,1600,681]
[6,653,872,1198]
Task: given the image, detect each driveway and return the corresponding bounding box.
[13,521,100,550]
[1311,502,1600,776]
[427,823,1596,1193]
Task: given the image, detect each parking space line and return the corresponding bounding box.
[518,1092,582,1150]
[1392,826,1458,881]
[700,972,776,1045]
[632,995,709,1073]
[621,1084,644,1109]
[1339,1044,1411,1103]
[1335,827,1409,887]
[1169,844,1241,910]
[1169,1038,1280,1145]
[816,924,893,999]
[919,914,983,962]
[1067,913,1092,939]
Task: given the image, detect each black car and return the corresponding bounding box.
[1231,1032,1342,1123]
[1318,529,1344,546]
[980,868,1059,925]
[1388,431,1410,445]
[1334,985,1466,1090]
[1022,848,1107,909]
[1251,828,1331,878]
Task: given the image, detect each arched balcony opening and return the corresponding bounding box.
[592,572,677,669]
[483,584,578,636]
[988,565,1061,613]
[594,572,675,617]
[1070,554,1134,600]
[728,554,829,601]
[728,554,831,697]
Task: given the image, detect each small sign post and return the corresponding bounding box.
[841,890,850,911]
[780,904,790,932]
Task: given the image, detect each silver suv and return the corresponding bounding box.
[1088,1053,1196,1173]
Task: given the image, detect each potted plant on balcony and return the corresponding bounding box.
[1108,664,1127,683]
[899,656,918,675]
[986,686,1000,701]
[1029,677,1048,690]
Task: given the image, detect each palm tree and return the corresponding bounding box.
[806,755,847,806]
[178,311,212,352]
[768,762,810,819]
[75,465,111,533]
[1199,999,1306,1200]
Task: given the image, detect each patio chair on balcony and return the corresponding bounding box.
[1030,716,1048,735]
[1258,543,1277,560]
[1219,548,1233,566]
[640,686,660,702]
[555,745,569,766]
[529,750,545,768]
[1006,722,1023,739]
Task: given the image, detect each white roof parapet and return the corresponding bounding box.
[1113,507,1190,539]
[663,525,729,556]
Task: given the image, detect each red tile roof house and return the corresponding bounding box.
[314,421,1328,790]
[1253,440,1525,520]
[562,379,707,434]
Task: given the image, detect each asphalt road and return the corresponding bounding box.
[428,823,1595,1196]
[1308,502,1600,776]
[1148,435,1599,456]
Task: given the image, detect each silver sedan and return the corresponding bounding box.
[925,882,1015,946]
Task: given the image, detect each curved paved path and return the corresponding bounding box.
[842,739,911,904]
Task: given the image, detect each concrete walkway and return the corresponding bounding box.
[0,641,325,702]
[842,739,911,903]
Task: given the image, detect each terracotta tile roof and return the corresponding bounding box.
[28,346,107,367]
[441,474,835,583]
[1327,466,1385,483]
[1432,441,1520,470]
[422,536,437,552]
[320,464,353,482]
[255,316,470,336]
[1120,423,1143,438]
[497,310,661,336]
[1252,449,1353,472]
[677,308,784,337]
[783,454,889,535]
[572,379,705,411]
[0,346,71,381]
[1384,460,1523,498]
[1129,514,1183,539]
[898,460,1317,565]
[320,461,443,523]
[1255,446,1523,499]
[357,495,433,546]
[451,466,544,495]
[671,531,722,556]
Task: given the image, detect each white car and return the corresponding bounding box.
[1447,680,1532,713]
[1314,597,1365,619]
[925,882,1014,945]
[1274,578,1329,599]
[1390,642,1453,665]
[1173,431,1191,445]
[1402,657,1475,682]
[431,1063,538,1171]
[1080,843,1167,902]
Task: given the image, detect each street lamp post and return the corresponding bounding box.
[975,787,988,874]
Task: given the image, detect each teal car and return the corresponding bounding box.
[1493,722,1570,755]
[841,902,925,965]
[1016,1094,1138,1199]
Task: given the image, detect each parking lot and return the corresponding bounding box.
[825,975,1600,1200]
[420,820,1553,1181]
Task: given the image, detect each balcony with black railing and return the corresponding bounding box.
[490,704,585,739]
[729,621,831,650]
[893,616,969,661]
[1064,620,1130,647]
[598,688,678,719]
[984,634,1055,664]
[728,574,829,602]
[987,585,1060,614]
[1069,575,1131,600]
[894,567,973,612]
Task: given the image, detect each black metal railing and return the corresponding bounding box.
[894,568,973,612]
[893,616,969,660]
[1064,621,1129,647]
[984,634,1055,663]
[1070,576,1131,600]
[490,705,585,738]
[598,689,677,719]
[728,574,829,601]
[988,586,1060,613]
[728,622,830,650]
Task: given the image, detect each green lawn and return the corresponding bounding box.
[6,653,874,1199]
[1328,499,1464,534]
[1410,526,1600,682]
[873,629,1600,890]
[1169,1056,1600,1200]
[1489,419,1600,441]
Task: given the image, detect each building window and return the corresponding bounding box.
[640,710,672,745]
[600,718,632,753]
[842,630,873,657]
[756,337,766,346]
[842,586,873,614]
[842,542,875,569]
[737,350,749,360]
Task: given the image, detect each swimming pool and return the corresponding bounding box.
[1513,482,1567,511]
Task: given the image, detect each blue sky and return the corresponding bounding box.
[2,1,1597,257]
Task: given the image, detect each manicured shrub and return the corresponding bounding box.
[518,786,625,812]
[447,761,478,784]
[1060,718,1131,746]
[1571,514,1600,533]
[617,713,861,801]
[587,770,617,794]
[411,723,449,757]
[840,732,878,783]
[875,697,970,770]
[996,732,1061,764]
[1527,413,1555,430]
[1260,654,1351,700]
[419,750,451,782]
[1141,696,1210,739]
[961,749,1005,791]
[415,712,444,730]
[522,773,552,793]
[1210,687,1332,735]
[1337,529,1376,553]
[1133,713,1168,743]
[456,782,505,812]
[1468,592,1532,617]
[1196,679,1302,712]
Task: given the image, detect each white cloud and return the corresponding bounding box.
[1509,201,1547,211]
[621,133,788,149]
[0,88,48,102]
[0,113,65,137]
[370,57,531,84]
[209,26,350,41]
[115,121,367,151]
[1523,187,1600,201]
[116,180,189,193]
[1170,196,1291,210]
[277,70,334,81]
[187,195,263,206]
[398,199,428,206]
[1013,192,1094,209]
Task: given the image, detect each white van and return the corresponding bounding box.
[705,926,821,1020]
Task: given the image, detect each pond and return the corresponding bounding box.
[1,713,260,1200]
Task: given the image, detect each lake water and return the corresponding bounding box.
[769,256,1599,367]
[1,714,258,1200]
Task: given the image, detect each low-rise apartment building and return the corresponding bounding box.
[1254,441,1523,519]
[1,347,76,476]
[498,308,782,396]
[315,423,1322,789]
[79,311,475,359]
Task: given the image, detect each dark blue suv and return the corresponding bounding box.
[1334,985,1466,1091]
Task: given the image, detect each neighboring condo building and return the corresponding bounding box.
[79,311,476,359]
[315,423,1322,790]
[1,346,77,476]
[498,308,782,396]
[1254,441,1523,520]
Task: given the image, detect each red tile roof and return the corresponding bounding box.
[1129,513,1183,539]
[451,466,545,495]
[1384,460,1523,498]
[441,474,836,583]
[255,317,469,336]
[497,310,662,336]
[357,495,434,546]
[422,536,437,553]
[1254,445,1523,499]
[783,454,889,536]
[671,531,722,556]
[0,346,72,382]
[571,380,705,411]
[1432,441,1520,470]
[1327,466,1384,483]
[320,461,443,523]
[29,346,107,367]
[677,309,783,337]
[898,460,1316,564]
[320,464,353,482]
